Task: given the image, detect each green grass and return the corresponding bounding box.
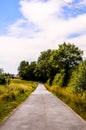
[0,79,38,123]
[45,84,86,121]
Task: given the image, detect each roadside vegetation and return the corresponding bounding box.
[18,42,86,120]
[45,84,86,121]
[0,79,37,123]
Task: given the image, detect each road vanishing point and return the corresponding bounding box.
[0,84,86,130]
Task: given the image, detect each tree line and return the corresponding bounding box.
[18,42,86,93]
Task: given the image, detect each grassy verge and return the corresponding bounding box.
[0,79,38,123]
[45,84,86,121]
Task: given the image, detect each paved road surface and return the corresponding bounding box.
[0,84,86,130]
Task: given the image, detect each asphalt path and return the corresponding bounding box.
[0,83,86,130]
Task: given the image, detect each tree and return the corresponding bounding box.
[74,60,86,92]
[35,49,53,82]
[18,60,29,79]
[52,43,83,86]
[18,61,36,80]
[26,61,36,81]
[18,43,83,86]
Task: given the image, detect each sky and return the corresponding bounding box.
[0,0,86,74]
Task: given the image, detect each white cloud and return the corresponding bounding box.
[10,0,86,38]
[0,36,42,73]
[0,0,86,73]
[64,0,73,3]
[0,36,41,61]
[19,0,64,28]
[8,19,26,37]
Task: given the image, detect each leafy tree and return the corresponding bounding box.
[74,60,86,92]
[34,49,54,82]
[26,61,36,81]
[18,61,36,80]
[18,60,29,80]
[52,43,83,86]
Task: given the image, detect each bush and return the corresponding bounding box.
[67,60,86,93]
[52,73,65,87]
[0,74,10,85]
[75,60,86,92]
[67,67,79,92]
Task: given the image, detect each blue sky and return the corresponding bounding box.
[0,0,86,74]
[63,0,86,19]
[0,0,23,35]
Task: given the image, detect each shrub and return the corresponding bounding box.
[0,74,10,85]
[67,67,79,92]
[67,60,86,93]
[52,73,65,87]
[75,60,86,92]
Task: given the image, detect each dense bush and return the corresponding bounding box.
[52,73,65,87]
[74,60,86,92]
[0,74,10,85]
[67,67,79,92]
[67,60,86,93]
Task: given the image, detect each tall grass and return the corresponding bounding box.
[45,84,86,121]
[0,79,38,123]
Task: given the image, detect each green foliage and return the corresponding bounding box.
[18,60,29,80]
[0,68,10,85]
[67,67,79,91]
[18,43,83,87]
[27,61,36,80]
[58,43,83,69]
[0,75,6,85]
[52,43,83,86]
[74,60,86,92]
[67,60,86,93]
[46,43,83,86]
[34,49,53,82]
[52,73,65,87]
[18,61,36,81]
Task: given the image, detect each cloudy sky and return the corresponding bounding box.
[0,0,86,74]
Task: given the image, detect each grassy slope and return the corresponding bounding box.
[0,79,38,123]
[45,84,86,121]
